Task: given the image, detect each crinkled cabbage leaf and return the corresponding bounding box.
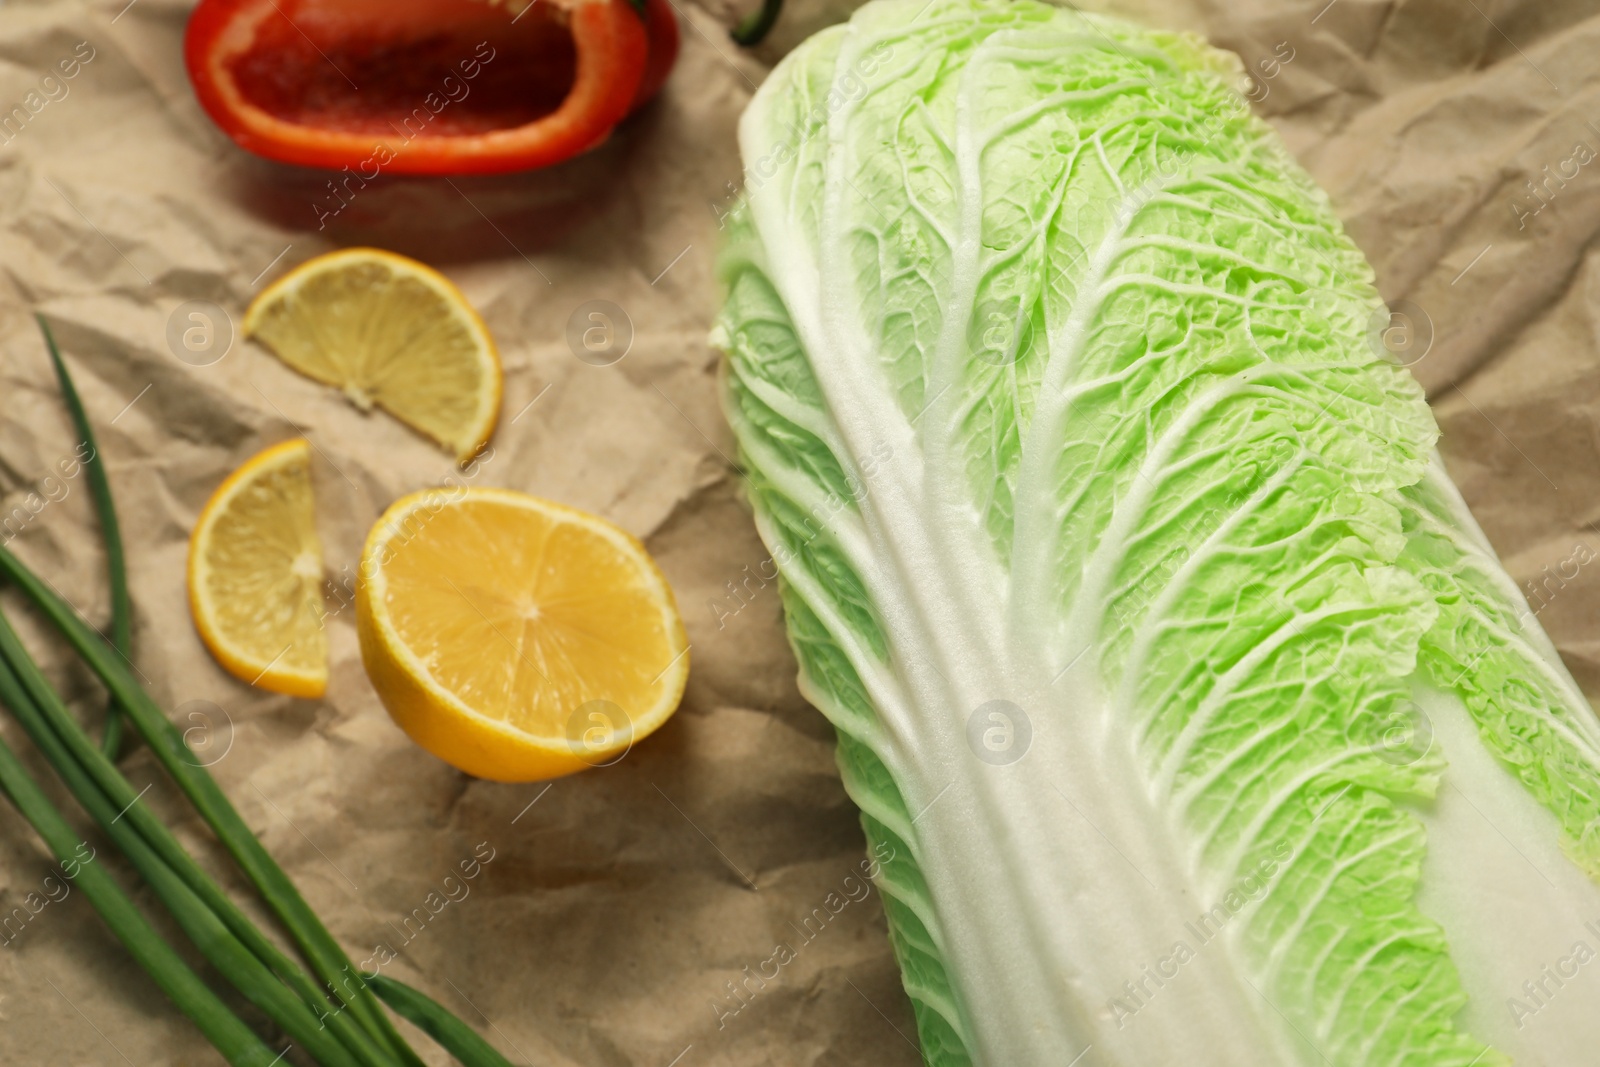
[714,2,1600,1063]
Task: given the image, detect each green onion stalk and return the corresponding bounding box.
[0,729,283,1067]
[36,316,132,759]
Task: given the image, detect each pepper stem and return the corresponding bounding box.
[732,0,783,46]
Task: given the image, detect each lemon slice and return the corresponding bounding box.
[188,439,328,698]
[356,488,689,782]
[244,248,501,462]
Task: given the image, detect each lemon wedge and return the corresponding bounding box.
[188,439,327,698]
[244,248,501,462]
[356,488,689,781]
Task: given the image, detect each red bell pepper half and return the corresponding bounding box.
[185,0,679,175]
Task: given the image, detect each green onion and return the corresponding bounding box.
[0,647,372,1067]
[0,542,427,1067]
[0,612,399,1067]
[0,729,282,1067]
[370,976,517,1067]
[34,315,132,760]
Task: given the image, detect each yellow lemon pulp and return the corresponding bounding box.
[188,439,327,698]
[244,248,501,462]
[356,488,689,781]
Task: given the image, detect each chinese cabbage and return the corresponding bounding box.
[714,2,1600,1063]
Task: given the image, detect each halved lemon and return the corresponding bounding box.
[188,439,328,698]
[356,488,689,782]
[243,248,501,462]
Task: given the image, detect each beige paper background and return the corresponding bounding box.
[0,0,1596,1063]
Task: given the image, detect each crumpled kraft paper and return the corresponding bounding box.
[0,0,1596,1064]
